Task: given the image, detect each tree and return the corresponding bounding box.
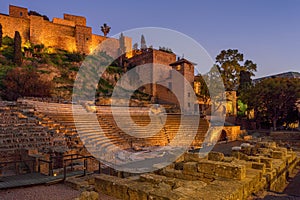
[133,43,138,50]
[238,70,252,95]
[141,34,147,50]
[0,23,3,47]
[118,33,126,67]
[216,49,257,91]
[2,67,53,101]
[101,23,111,37]
[13,31,22,66]
[195,66,227,116]
[241,77,300,130]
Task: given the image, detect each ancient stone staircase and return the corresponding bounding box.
[20,99,210,155]
[0,101,66,163]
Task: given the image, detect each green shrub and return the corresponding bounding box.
[106,66,123,74]
[2,36,13,46]
[65,53,85,62]
[0,65,14,89]
[48,54,63,65]
[2,46,14,60]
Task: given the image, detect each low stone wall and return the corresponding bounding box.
[94,141,299,200]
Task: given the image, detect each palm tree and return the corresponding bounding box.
[101,23,111,37]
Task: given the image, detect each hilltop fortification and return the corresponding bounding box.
[0,5,132,55]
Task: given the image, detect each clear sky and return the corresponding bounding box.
[0,0,299,78]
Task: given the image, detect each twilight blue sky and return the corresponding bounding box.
[0,0,299,78]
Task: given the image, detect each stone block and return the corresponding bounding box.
[184,153,202,162]
[127,186,148,200]
[252,162,266,174]
[248,156,260,163]
[241,146,253,155]
[140,173,167,184]
[275,147,287,157]
[174,162,184,170]
[243,135,252,140]
[79,191,99,200]
[260,157,273,169]
[232,151,240,159]
[198,160,246,180]
[239,152,249,161]
[271,151,284,159]
[286,154,294,165]
[258,148,271,156]
[215,162,246,180]
[208,151,224,161]
[223,157,235,163]
[197,160,216,175]
[94,174,129,200]
[183,162,198,175]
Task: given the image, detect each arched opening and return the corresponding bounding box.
[219,130,227,142]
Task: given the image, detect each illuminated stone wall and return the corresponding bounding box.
[0,5,132,55]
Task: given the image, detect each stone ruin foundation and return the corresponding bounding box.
[93,141,299,200]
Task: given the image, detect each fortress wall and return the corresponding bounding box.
[156,85,179,105]
[64,14,86,26]
[9,5,28,18]
[53,17,75,27]
[128,49,154,66]
[0,14,30,43]
[124,36,132,58]
[183,63,195,84]
[75,25,92,54]
[91,35,132,58]
[29,15,45,44]
[42,20,76,51]
[153,50,176,66]
[91,34,106,52]
[0,5,132,54]
[92,37,120,58]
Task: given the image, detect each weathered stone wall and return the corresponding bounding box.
[0,5,132,55]
[64,14,86,26]
[91,34,106,52]
[9,5,29,19]
[224,126,241,141]
[53,17,75,27]
[75,25,92,54]
[128,49,176,67]
[94,144,299,200]
[29,15,77,52]
[0,13,30,44]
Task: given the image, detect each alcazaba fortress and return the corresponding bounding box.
[0,5,132,55]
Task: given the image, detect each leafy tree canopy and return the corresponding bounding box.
[216,49,257,91]
[240,77,300,130]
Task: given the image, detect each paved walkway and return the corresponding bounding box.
[0,171,85,189]
[212,140,244,155]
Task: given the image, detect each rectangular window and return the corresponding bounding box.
[20,12,23,16]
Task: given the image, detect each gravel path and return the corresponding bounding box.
[0,184,81,200]
[0,184,119,200]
